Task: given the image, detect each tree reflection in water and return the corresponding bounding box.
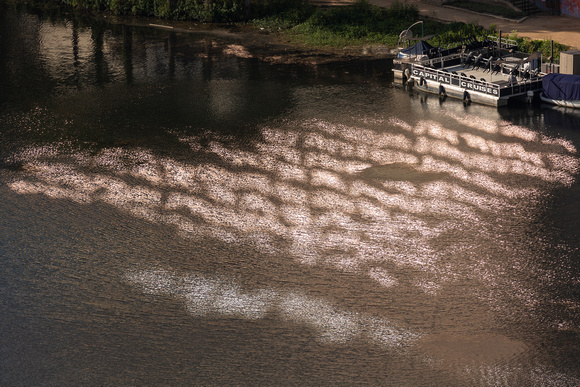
[5,5,580,384]
[7,110,580,354]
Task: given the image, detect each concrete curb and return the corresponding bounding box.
[442,5,530,23]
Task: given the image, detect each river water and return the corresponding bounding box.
[1,4,580,385]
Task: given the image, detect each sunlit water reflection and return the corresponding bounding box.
[1,4,580,386]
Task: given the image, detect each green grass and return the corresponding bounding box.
[253,1,492,48]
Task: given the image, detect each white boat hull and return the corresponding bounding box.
[540,93,580,109]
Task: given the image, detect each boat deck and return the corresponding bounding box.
[442,64,512,84]
[396,50,544,106]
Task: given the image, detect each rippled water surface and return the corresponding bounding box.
[2,4,580,385]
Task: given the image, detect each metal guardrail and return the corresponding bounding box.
[411,64,501,97]
[487,35,518,49]
[415,51,534,73]
[410,62,542,98]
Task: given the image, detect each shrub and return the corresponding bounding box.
[431,22,487,47]
[507,31,569,60]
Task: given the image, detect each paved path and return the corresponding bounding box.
[316,0,580,49]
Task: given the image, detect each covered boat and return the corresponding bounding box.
[397,41,435,59]
[541,73,580,108]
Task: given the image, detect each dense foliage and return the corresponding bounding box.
[253,0,486,47]
[254,0,422,46]
[425,22,488,48]
[36,0,313,21]
[11,0,569,57]
[507,31,569,61]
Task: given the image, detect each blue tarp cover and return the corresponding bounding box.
[399,41,434,57]
[542,73,580,101]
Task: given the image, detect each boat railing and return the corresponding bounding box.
[412,63,501,92]
[411,63,543,98]
[416,51,532,73]
[413,52,462,69]
[487,35,518,49]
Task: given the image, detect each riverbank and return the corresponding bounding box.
[97,13,397,65]
[100,4,575,68]
[8,0,576,66]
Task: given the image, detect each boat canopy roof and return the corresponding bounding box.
[398,41,435,58]
[542,73,580,101]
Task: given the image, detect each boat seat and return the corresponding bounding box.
[483,56,497,73]
[452,71,458,75]
[480,78,486,82]
[520,69,530,79]
[460,72,467,78]
[470,75,476,80]
[509,64,520,75]
[483,57,495,73]
[462,52,475,67]
[471,54,484,69]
